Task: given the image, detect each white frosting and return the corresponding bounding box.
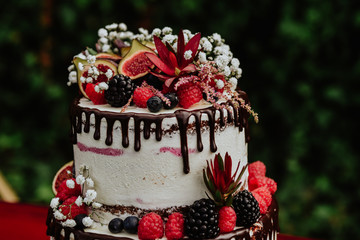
[73,98,248,219]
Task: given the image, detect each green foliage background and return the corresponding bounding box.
[1,0,359,239]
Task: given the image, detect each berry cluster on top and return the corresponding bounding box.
[67,23,258,121]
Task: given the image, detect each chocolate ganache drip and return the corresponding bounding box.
[70,91,250,174]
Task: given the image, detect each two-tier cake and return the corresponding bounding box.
[46,23,279,240]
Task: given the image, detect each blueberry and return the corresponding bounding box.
[123,216,139,234]
[163,93,179,109]
[74,214,87,229]
[108,218,124,233]
[147,96,163,113]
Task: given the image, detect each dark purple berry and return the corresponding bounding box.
[123,216,139,234]
[147,96,162,112]
[74,214,88,229]
[163,93,179,109]
[108,218,124,233]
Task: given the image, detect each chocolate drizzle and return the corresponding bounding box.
[46,197,279,240]
[70,91,250,174]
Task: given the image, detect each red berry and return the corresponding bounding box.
[59,196,87,220]
[85,83,107,105]
[165,212,184,240]
[252,192,268,214]
[56,178,81,201]
[133,87,155,108]
[248,161,266,179]
[176,82,203,109]
[218,206,236,233]
[138,212,164,240]
[251,186,272,207]
[249,176,277,194]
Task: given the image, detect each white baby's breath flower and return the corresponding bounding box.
[215,55,230,70]
[216,79,225,89]
[68,71,77,83]
[151,28,161,36]
[108,31,117,40]
[76,175,85,185]
[50,197,60,209]
[98,28,108,38]
[98,82,109,90]
[86,178,94,188]
[200,38,212,52]
[231,58,240,68]
[67,64,74,72]
[75,196,83,207]
[162,26,172,35]
[67,81,72,86]
[229,77,238,90]
[87,55,96,64]
[92,202,103,209]
[66,179,75,189]
[182,29,193,38]
[198,51,207,63]
[212,33,222,44]
[86,77,93,83]
[235,67,243,78]
[105,23,118,30]
[184,50,193,60]
[84,190,97,204]
[138,27,149,35]
[223,66,231,77]
[62,219,76,228]
[119,23,127,31]
[82,217,94,228]
[102,44,111,52]
[76,52,87,60]
[94,85,100,93]
[92,66,99,76]
[99,37,108,44]
[162,34,176,44]
[54,210,66,220]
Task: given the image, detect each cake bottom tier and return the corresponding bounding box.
[46,198,279,240]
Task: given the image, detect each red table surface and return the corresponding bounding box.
[0,201,315,240]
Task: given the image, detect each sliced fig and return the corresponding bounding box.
[96,53,122,63]
[73,57,118,99]
[118,39,155,80]
[120,46,131,57]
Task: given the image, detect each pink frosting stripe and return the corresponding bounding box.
[77,142,124,156]
[159,147,196,157]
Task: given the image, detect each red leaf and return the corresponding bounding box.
[145,52,174,76]
[181,32,201,68]
[180,64,197,74]
[177,29,185,67]
[224,152,232,183]
[168,51,178,69]
[153,36,173,68]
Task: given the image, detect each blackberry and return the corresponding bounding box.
[74,214,87,229]
[104,74,134,107]
[147,96,162,113]
[202,92,218,103]
[184,198,220,239]
[232,190,260,227]
[146,74,163,90]
[163,93,179,109]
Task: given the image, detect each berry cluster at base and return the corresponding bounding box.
[47,154,278,240]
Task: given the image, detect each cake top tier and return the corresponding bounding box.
[67,23,257,121]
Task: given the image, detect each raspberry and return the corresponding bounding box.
[59,196,87,220]
[165,212,184,240]
[249,176,277,194]
[248,161,266,179]
[251,186,272,207]
[218,206,236,233]
[252,192,268,214]
[56,178,81,201]
[85,83,107,105]
[138,212,164,240]
[176,82,203,109]
[133,87,155,108]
